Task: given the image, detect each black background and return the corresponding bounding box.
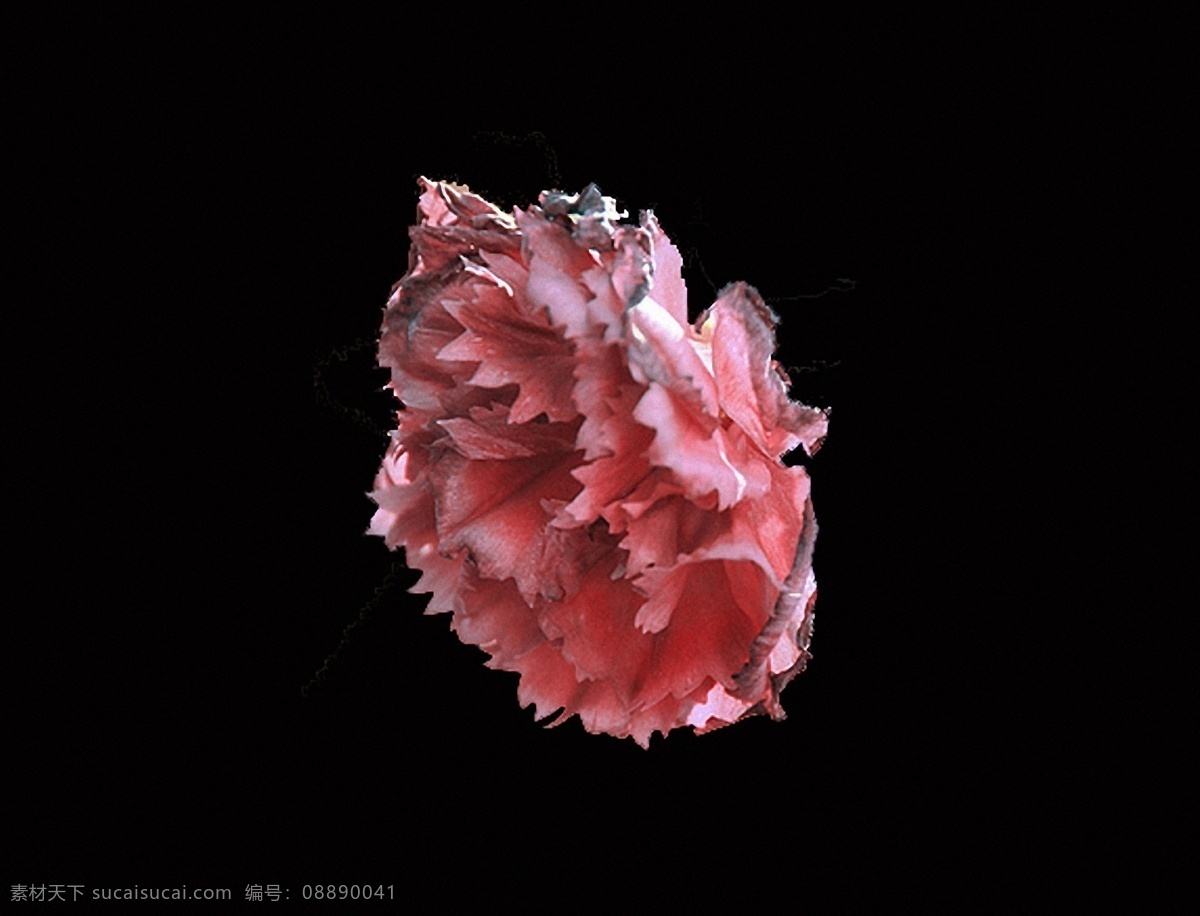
[12,6,1154,910]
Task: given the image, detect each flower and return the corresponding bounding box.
[368,178,828,746]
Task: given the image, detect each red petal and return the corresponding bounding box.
[429,443,585,605]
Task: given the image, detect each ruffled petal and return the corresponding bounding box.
[707,282,830,457]
[437,273,577,423]
[368,179,829,746]
[429,438,585,606]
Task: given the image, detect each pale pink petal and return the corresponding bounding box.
[707,282,830,457]
[627,295,720,417]
[631,383,747,510]
[645,212,688,327]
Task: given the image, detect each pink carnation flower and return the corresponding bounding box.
[369,178,828,746]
